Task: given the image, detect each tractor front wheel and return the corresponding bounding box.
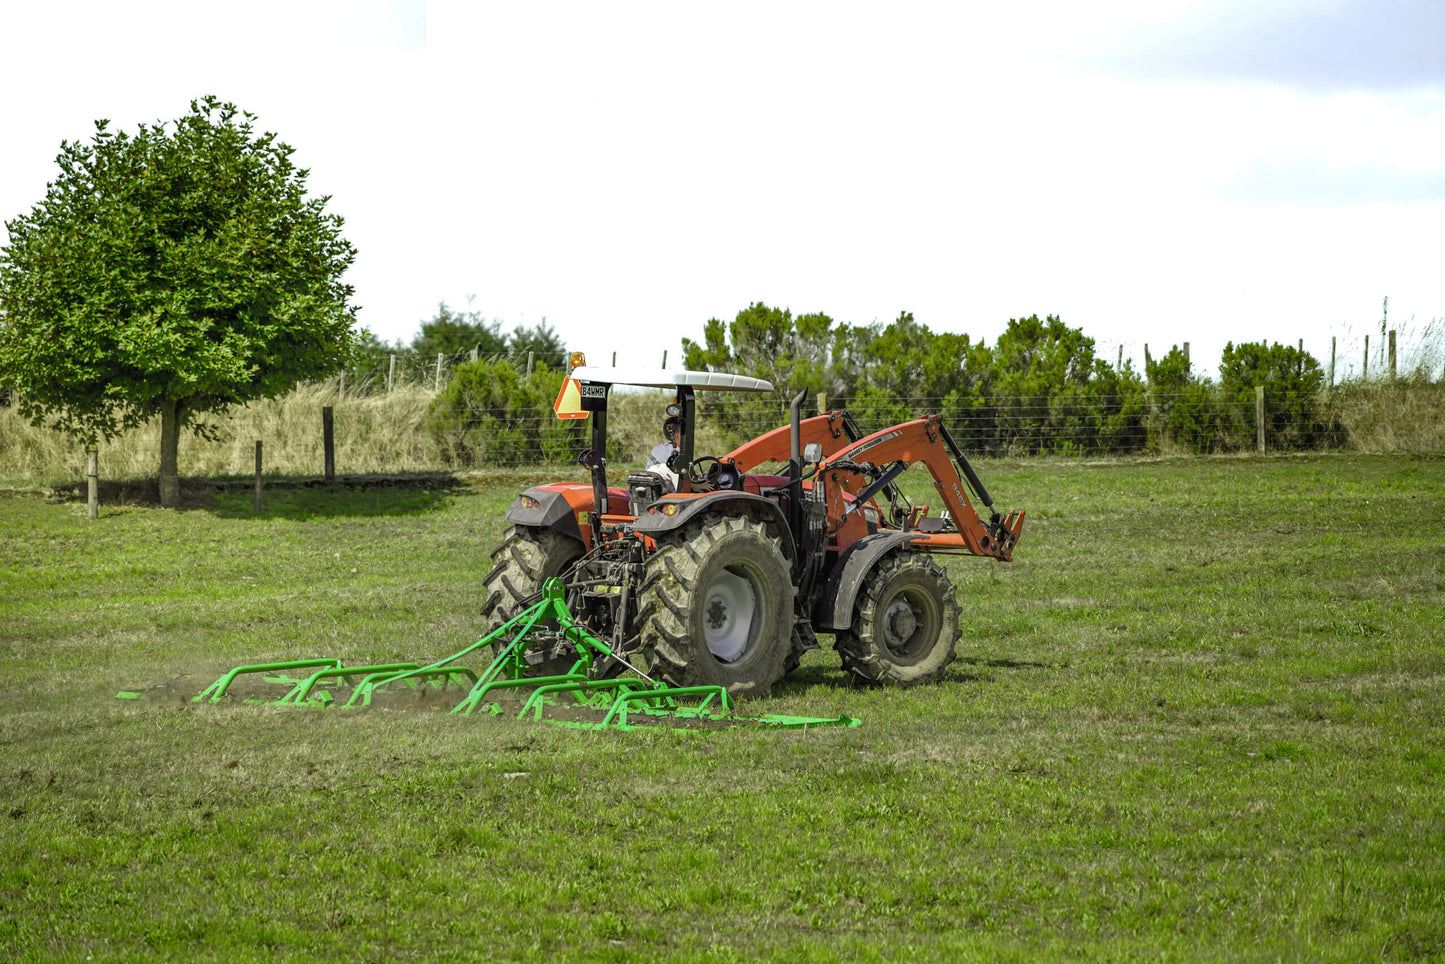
[636,515,794,698]
[835,552,959,686]
[480,525,584,676]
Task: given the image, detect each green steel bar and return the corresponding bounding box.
[193,659,343,703]
[519,678,644,720]
[450,671,589,718]
[473,593,555,683]
[448,577,624,715]
[272,663,421,706]
[599,685,732,728]
[369,592,563,704]
[341,666,479,709]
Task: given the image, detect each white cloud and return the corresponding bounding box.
[1076,0,1445,94]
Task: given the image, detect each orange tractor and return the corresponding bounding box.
[481,358,1025,697]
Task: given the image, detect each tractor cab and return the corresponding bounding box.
[541,357,780,549]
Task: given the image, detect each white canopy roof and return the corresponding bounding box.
[569,367,774,392]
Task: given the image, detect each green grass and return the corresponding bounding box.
[2,454,1443,961]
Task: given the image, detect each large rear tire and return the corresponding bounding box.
[636,515,794,698]
[479,525,585,676]
[835,552,959,686]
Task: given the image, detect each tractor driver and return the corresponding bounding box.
[646,415,683,491]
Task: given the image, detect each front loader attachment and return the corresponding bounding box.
[152,578,857,731]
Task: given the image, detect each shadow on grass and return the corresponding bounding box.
[208,482,459,520]
[777,653,1059,695]
[957,656,1060,671]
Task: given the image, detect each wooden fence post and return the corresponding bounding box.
[435,352,444,391]
[254,441,263,514]
[87,446,98,520]
[1363,335,1369,379]
[1183,342,1190,365]
[387,354,396,393]
[1389,330,1397,379]
[817,392,827,414]
[322,406,335,482]
[1330,336,1336,388]
[1255,387,1266,453]
[526,351,534,378]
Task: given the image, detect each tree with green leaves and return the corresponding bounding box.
[427,358,591,467]
[507,319,567,361]
[1145,345,1221,453]
[404,305,565,387]
[1218,341,1335,450]
[844,312,992,435]
[0,96,357,507]
[987,314,1145,454]
[682,302,841,439]
[409,302,508,358]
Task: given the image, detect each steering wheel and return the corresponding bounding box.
[687,456,723,487]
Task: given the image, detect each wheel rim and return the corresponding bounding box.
[702,567,757,663]
[880,588,937,660]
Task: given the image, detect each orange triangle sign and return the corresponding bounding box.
[554,377,589,419]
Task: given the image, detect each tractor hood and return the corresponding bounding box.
[569,367,773,392]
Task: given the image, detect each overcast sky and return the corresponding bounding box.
[3,0,1442,379]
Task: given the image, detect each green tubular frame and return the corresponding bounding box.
[193,659,343,703]
[341,666,479,709]
[272,663,421,706]
[176,577,861,730]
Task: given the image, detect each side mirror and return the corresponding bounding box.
[802,442,824,465]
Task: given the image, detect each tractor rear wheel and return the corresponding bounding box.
[636,515,794,698]
[480,525,584,676]
[835,552,959,686]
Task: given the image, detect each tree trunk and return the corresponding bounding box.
[159,398,181,509]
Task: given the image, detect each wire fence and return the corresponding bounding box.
[413,384,1445,470]
[340,348,573,395]
[6,378,1441,484]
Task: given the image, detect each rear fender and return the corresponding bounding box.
[631,491,796,561]
[814,532,925,631]
[505,485,586,542]
[505,484,626,548]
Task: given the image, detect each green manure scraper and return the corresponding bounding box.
[137,355,1024,730]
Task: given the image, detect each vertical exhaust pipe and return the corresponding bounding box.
[789,389,806,478]
[787,390,808,579]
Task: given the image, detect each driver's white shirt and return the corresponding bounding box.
[646,441,680,491]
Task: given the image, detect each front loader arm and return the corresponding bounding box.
[725,411,851,472]
[820,416,1025,561]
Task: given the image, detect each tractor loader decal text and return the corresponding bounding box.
[845,430,902,457]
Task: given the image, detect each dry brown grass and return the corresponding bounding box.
[0,383,765,486]
[1324,380,1445,452]
[0,383,445,485]
[3,376,1440,486]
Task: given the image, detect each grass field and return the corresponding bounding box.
[2,454,1443,961]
